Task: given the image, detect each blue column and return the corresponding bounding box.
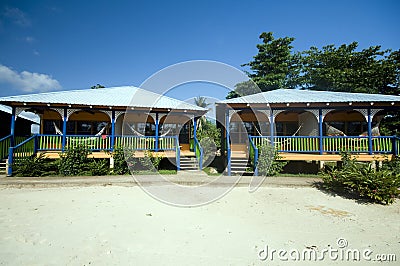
[110,110,115,151]
[7,107,16,176]
[225,110,231,176]
[319,109,324,155]
[367,109,373,155]
[155,112,159,151]
[193,117,197,153]
[9,106,16,147]
[62,108,67,152]
[269,110,274,145]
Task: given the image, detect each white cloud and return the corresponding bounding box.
[3,7,31,27]
[0,64,62,94]
[25,36,35,43]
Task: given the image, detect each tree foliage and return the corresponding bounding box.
[228,32,400,98]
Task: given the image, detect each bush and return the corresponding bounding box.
[58,145,93,176]
[13,153,57,177]
[321,152,400,204]
[257,143,287,176]
[112,146,136,175]
[87,159,109,176]
[138,151,163,172]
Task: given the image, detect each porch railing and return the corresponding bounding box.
[249,135,398,154]
[37,135,179,151]
[0,135,31,159]
[193,136,204,170]
[248,135,258,175]
[0,135,12,160]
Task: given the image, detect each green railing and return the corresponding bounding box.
[323,136,369,153]
[275,136,319,152]
[0,135,12,159]
[13,135,36,159]
[38,135,63,150]
[250,136,397,154]
[193,136,203,169]
[248,136,258,175]
[65,135,112,150]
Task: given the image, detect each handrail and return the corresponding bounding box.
[193,136,203,170]
[248,136,259,176]
[226,138,231,176]
[175,135,180,170]
[0,135,12,159]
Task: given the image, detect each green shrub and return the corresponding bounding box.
[257,143,287,176]
[321,152,400,204]
[13,153,57,177]
[112,146,136,175]
[88,159,109,176]
[139,151,163,172]
[58,145,93,176]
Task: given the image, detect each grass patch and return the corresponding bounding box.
[203,167,220,176]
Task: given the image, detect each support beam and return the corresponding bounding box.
[155,112,159,151]
[62,108,67,152]
[367,108,372,155]
[269,110,274,145]
[7,106,16,176]
[319,108,323,155]
[111,110,115,151]
[225,110,231,176]
[193,117,197,153]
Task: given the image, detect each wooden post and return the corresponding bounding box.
[319,109,323,155]
[111,110,115,151]
[62,108,67,152]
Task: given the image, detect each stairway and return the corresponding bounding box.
[180,156,199,171]
[0,159,6,176]
[230,157,252,175]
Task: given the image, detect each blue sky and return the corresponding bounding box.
[0,0,399,102]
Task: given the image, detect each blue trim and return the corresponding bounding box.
[249,136,259,176]
[7,107,16,176]
[155,112,159,152]
[367,108,373,155]
[175,135,180,170]
[62,108,67,152]
[0,134,12,143]
[111,110,115,151]
[318,108,323,155]
[193,117,197,153]
[225,110,231,175]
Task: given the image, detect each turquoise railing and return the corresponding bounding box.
[175,135,180,170]
[193,136,203,169]
[248,135,259,175]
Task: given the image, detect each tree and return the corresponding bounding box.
[227,32,299,99]
[226,80,260,99]
[243,32,299,91]
[194,96,211,108]
[299,43,400,94]
[91,84,105,89]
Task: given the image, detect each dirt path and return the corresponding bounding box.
[0,185,398,265]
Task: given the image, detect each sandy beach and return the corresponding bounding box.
[0,182,399,265]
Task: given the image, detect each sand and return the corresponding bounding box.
[0,184,399,265]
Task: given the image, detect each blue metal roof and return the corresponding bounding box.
[0,86,206,112]
[221,89,400,104]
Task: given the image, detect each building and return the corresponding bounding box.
[216,89,400,175]
[0,86,207,175]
